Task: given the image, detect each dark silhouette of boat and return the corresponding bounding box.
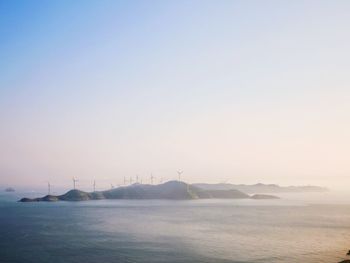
[5,187,15,192]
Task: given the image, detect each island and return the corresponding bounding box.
[193,183,328,194]
[5,187,15,192]
[19,181,279,202]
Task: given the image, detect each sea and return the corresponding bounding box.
[1,191,350,263]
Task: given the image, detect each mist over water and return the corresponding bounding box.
[1,191,350,263]
[1,1,350,262]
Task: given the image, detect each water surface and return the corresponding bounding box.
[1,192,349,263]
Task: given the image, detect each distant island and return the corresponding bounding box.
[5,187,15,192]
[193,183,328,194]
[19,181,279,202]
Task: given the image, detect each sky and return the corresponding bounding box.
[0,0,350,191]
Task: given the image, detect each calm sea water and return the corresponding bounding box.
[1,191,350,263]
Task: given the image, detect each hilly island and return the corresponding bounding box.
[19,181,280,202]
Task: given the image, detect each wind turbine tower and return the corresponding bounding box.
[150,173,154,185]
[47,182,51,195]
[72,178,78,190]
[177,170,183,181]
[93,180,96,192]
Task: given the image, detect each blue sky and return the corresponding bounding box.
[1,0,350,190]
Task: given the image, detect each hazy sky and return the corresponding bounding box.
[1,0,350,190]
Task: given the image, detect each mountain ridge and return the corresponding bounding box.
[193,183,328,194]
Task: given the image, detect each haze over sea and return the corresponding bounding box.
[1,1,350,262]
[1,190,350,263]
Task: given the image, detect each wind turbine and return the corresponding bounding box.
[72,177,78,190]
[150,173,154,185]
[47,182,51,195]
[136,175,139,183]
[177,170,183,181]
[93,180,96,192]
[129,176,133,185]
[123,176,126,185]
